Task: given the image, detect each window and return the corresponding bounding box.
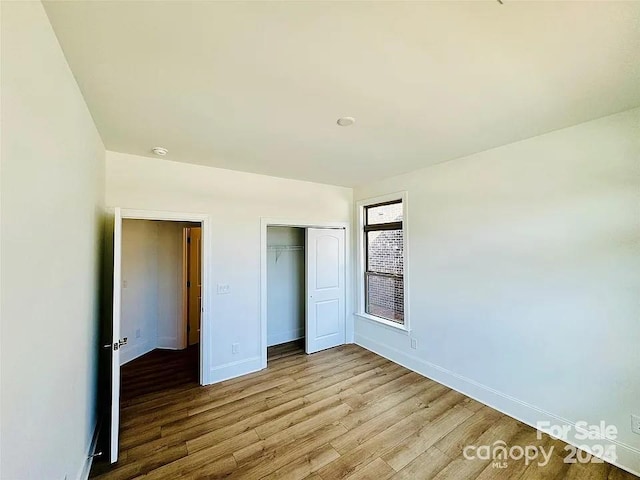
[363,199,405,325]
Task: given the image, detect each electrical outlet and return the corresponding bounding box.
[136,329,141,339]
[232,343,239,354]
[410,338,418,350]
[217,283,231,295]
[122,280,128,288]
[632,414,640,435]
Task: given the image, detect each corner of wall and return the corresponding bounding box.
[355,333,640,477]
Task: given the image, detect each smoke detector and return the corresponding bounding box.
[337,117,356,127]
[151,146,168,156]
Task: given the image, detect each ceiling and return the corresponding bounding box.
[43,1,640,187]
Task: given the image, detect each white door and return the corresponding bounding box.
[305,228,346,354]
[110,207,122,463]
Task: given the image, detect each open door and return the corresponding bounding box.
[187,227,202,346]
[305,228,346,354]
[105,207,123,464]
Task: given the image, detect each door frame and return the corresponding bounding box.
[120,208,211,385]
[259,218,351,369]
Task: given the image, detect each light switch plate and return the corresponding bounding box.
[410,338,418,349]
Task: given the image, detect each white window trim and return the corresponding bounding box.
[356,191,410,332]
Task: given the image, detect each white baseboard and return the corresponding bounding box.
[267,328,304,347]
[120,340,154,365]
[207,356,263,384]
[75,420,99,480]
[157,336,180,349]
[355,333,640,477]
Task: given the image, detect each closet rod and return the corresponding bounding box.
[267,245,304,251]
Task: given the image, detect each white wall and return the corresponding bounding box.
[354,108,640,475]
[120,220,159,363]
[106,151,352,382]
[0,2,106,479]
[267,227,305,346]
[120,220,195,364]
[157,221,194,350]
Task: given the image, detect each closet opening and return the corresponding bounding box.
[260,219,347,366]
[266,226,306,361]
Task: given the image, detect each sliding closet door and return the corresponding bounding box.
[305,228,346,353]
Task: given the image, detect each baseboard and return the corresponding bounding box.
[267,328,304,347]
[157,336,180,349]
[120,340,153,365]
[355,333,640,477]
[207,356,263,384]
[75,420,100,480]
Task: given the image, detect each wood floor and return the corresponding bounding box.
[120,345,199,400]
[91,342,637,480]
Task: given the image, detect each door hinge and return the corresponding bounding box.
[187,236,191,244]
[187,280,191,288]
[112,337,128,351]
[187,324,191,333]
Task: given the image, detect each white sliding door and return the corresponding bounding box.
[305,228,346,354]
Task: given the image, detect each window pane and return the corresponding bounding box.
[366,202,403,225]
[366,273,404,323]
[367,230,403,275]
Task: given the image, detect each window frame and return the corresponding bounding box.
[356,192,410,333]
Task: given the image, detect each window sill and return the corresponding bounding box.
[355,313,410,334]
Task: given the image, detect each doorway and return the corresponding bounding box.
[119,220,201,368]
[117,219,201,406]
[103,208,210,464]
[260,220,348,367]
[185,226,202,347]
[266,227,305,356]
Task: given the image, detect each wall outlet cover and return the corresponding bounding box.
[632,414,640,435]
[410,338,418,349]
[217,283,231,295]
[232,343,239,354]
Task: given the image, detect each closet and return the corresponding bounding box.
[266,226,305,347]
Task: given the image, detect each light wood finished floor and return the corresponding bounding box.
[90,342,637,480]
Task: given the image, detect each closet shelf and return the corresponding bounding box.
[267,245,304,263]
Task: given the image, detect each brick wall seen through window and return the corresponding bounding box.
[364,200,404,324]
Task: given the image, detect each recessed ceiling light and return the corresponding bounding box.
[337,117,356,127]
[151,146,168,156]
